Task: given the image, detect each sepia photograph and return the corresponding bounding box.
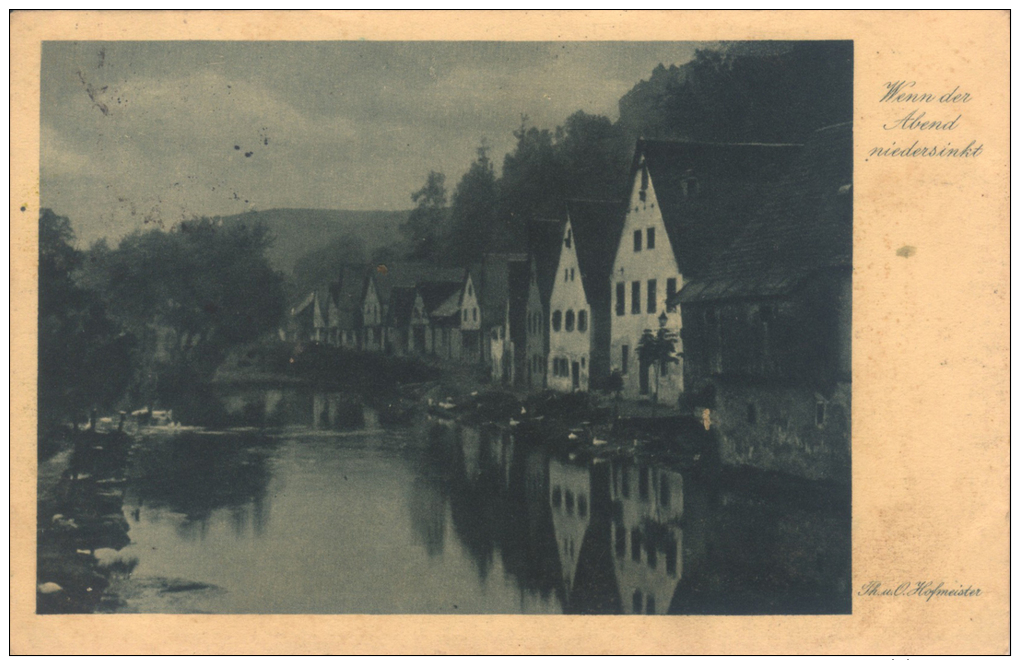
[36,38,855,616]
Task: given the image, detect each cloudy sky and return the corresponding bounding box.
[42,41,706,245]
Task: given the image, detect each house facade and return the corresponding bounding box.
[457,272,483,363]
[548,218,589,391]
[361,276,385,351]
[610,139,800,402]
[525,219,564,390]
[548,201,623,392]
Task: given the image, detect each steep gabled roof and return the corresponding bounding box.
[417,281,463,316]
[565,199,628,308]
[677,123,852,303]
[473,252,527,327]
[528,218,566,305]
[386,286,418,327]
[636,138,802,279]
[371,262,464,305]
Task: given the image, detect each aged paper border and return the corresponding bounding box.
[10,10,1010,655]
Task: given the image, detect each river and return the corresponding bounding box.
[99,389,850,615]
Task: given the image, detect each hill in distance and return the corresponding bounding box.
[214,208,410,275]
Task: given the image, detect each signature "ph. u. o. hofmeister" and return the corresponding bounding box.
[858,581,982,601]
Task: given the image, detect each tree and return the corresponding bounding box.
[81,217,286,414]
[554,111,632,201]
[497,118,561,240]
[636,325,681,408]
[448,143,500,265]
[401,170,448,261]
[38,209,134,429]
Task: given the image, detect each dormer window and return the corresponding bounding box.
[633,230,642,252]
[564,229,572,248]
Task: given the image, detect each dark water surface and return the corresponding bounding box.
[110,390,850,614]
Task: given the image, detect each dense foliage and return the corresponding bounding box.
[39,211,286,427]
[38,210,134,429]
[400,42,852,265]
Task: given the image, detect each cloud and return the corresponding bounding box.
[42,41,703,245]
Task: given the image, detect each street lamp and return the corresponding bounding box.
[657,311,668,328]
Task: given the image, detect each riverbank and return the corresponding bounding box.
[36,428,134,613]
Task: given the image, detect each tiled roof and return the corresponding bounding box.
[472,252,527,327]
[565,199,627,307]
[527,218,566,304]
[677,123,852,304]
[371,262,464,305]
[638,138,802,279]
[386,286,418,327]
[417,281,463,316]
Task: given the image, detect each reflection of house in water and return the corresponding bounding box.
[548,458,593,590]
[609,461,684,614]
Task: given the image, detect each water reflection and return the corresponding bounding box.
[115,390,849,614]
[608,462,684,614]
[125,432,276,538]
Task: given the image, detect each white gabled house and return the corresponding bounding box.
[547,201,624,392]
[457,272,482,363]
[609,139,800,402]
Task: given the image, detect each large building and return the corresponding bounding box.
[609,138,801,402]
[674,123,852,482]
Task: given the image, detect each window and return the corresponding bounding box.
[616,282,625,316]
[633,590,643,614]
[631,528,642,562]
[565,310,575,332]
[472,308,477,322]
[646,537,657,569]
[665,540,678,577]
[552,310,562,331]
[570,268,575,281]
[747,403,757,425]
[639,466,649,501]
[621,466,630,498]
[647,279,657,313]
[463,309,468,322]
[666,278,677,311]
[631,281,641,314]
[646,227,655,249]
[633,229,642,252]
[577,310,587,332]
[564,229,572,248]
[622,345,629,375]
[581,357,586,369]
[564,490,574,514]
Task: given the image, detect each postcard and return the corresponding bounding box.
[10,10,1009,655]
